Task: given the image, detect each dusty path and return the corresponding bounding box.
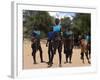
[23,39,91,69]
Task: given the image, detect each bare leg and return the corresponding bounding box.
[69,50,72,64]
[38,45,43,62]
[58,47,62,67]
[32,52,37,64]
[81,52,84,64]
[85,52,91,64]
[64,53,69,63]
[48,53,54,67]
[31,43,37,64]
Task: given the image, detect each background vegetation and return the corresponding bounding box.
[23,10,91,39]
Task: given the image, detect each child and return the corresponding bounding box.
[63,28,74,63]
[48,18,62,67]
[31,30,44,64]
[46,27,54,64]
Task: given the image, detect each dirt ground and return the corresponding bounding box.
[23,39,91,69]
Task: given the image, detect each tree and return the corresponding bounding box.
[23,10,54,38]
[72,13,91,35]
[61,17,72,31]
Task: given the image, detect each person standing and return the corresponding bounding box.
[48,18,62,67]
[63,28,74,63]
[46,28,54,64]
[31,28,44,64]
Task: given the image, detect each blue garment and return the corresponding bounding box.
[34,31,40,36]
[48,32,54,40]
[31,31,40,38]
[67,31,73,35]
[31,32,37,37]
[86,35,89,40]
[63,31,73,38]
[85,35,90,42]
[53,25,61,32]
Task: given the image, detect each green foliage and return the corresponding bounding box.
[23,10,54,38]
[61,17,72,31]
[72,13,91,34]
[23,10,91,39]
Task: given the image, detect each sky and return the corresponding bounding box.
[49,12,76,20]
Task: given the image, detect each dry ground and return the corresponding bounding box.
[23,39,91,69]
